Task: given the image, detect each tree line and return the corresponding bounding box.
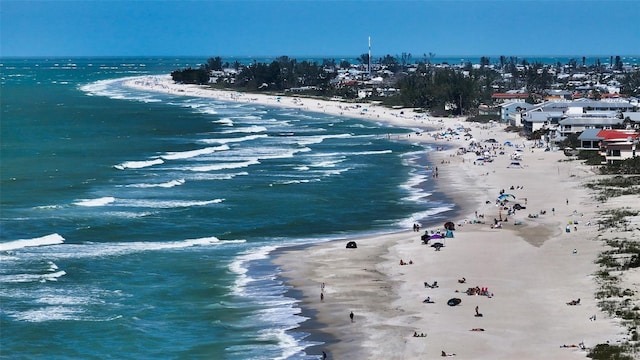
[170,55,640,115]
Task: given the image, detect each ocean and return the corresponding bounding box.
[0,57,454,359]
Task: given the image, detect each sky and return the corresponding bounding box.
[1,0,639,58]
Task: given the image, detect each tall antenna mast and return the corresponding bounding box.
[368,36,372,76]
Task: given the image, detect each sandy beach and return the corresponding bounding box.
[124,76,638,359]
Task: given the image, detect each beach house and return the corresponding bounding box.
[597,130,640,163]
[520,99,638,136]
[500,101,534,125]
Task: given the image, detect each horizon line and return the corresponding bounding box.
[1,54,639,60]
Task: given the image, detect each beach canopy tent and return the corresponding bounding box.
[444,221,455,231]
[507,162,523,168]
[445,230,454,238]
[346,241,357,249]
[498,193,515,201]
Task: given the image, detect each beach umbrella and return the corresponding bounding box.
[430,234,444,240]
[498,194,515,201]
[444,221,455,231]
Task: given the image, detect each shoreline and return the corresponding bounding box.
[122,76,632,359]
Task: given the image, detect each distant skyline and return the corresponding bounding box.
[1,0,639,58]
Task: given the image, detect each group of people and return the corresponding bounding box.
[465,286,493,297]
[566,298,581,306]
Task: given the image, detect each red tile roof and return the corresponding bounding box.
[597,130,639,140]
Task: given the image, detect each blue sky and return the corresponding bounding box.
[1,0,638,57]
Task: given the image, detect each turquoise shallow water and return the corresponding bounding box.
[0,58,452,359]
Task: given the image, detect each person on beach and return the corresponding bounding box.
[320,292,324,302]
[349,311,354,322]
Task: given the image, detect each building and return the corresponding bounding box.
[500,102,534,125]
[577,128,603,150]
[556,113,623,138]
[597,130,640,164]
[520,99,638,135]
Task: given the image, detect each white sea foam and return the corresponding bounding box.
[35,294,104,306]
[316,149,392,158]
[80,77,161,103]
[114,158,164,170]
[6,237,247,262]
[186,171,249,181]
[41,270,67,282]
[259,328,307,360]
[322,167,352,176]
[186,159,260,172]
[214,117,233,126]
[199,134,268,145]
[161,145,229,160]
[270,179,317,186]
[307,158,346,168]
[296,133,352,146]
[124,179,185,188]
[399,205,454,229]
[0,233,65,251]
[0,270,66,283]
[47,261,59,271]
[12,306,84,322]
[34,204,62,210]
[219,125,267,134]
[73,197,115,207]
[401,172,431,203]
[117,198,224,208]
[229,246,278,296]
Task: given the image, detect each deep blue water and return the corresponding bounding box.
[0,58,452,359]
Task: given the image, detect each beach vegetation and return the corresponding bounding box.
[559,133,581,149]
[578,150,605,166]
[170,67,210,85]
[389,65,498,115]
[593,228,640,359]
[206,57,223,71]
[465,114,498,123]
[586,176,640,201]
[600,157,640,175]
[596,208,638,230]
[620,70,640,97]
[587,343,634,360]
[527,128,550,141]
